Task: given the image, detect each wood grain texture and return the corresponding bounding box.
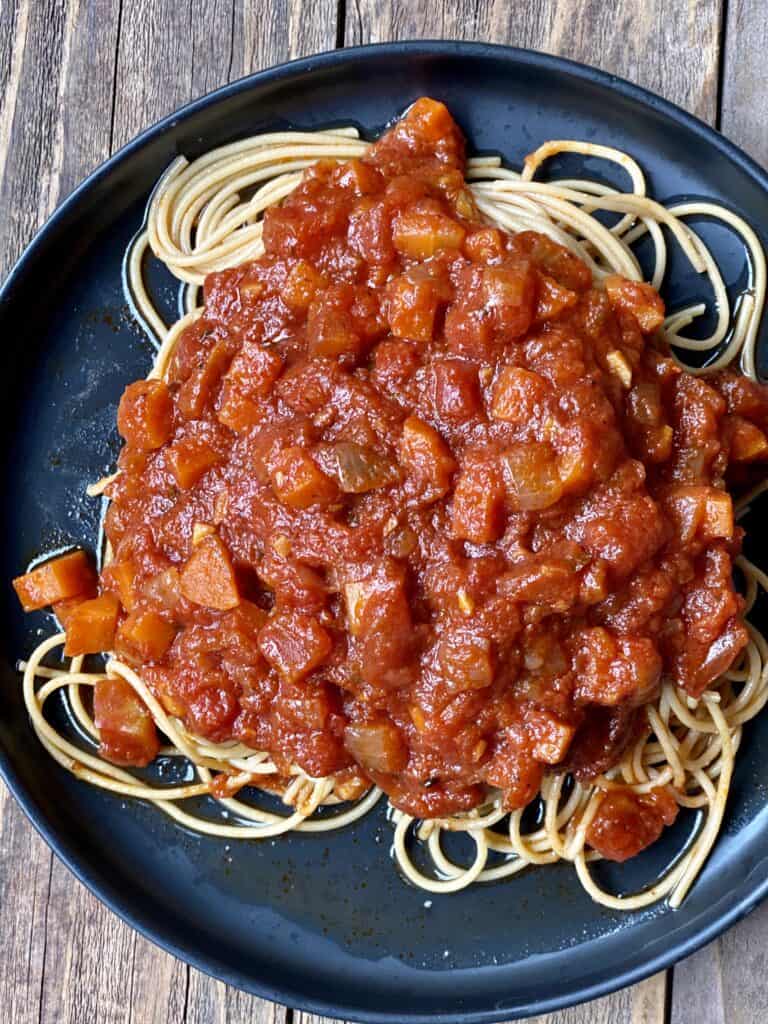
[344,0,722,120]
[720,0,768,165]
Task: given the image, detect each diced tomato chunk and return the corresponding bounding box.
[116,610,176,662]
[13,550,97,611]
[432,359,482,425]
[438,633,494,690]
[282,261,327,311]
[217,341,283,432]
[451,461,505,543]
[270,446,340,509]
[398,416,455,501]
[573,628,661,707]
[482,264,537,340]
[94,676,160,767]
[727,415,768,462]
[117,380,173,450]
[526,707,575,765]
[64,593,120,656]
[166,436,221,489]
[605,275,665,332]
[385,271,442,341]
[535,273,578,322]
[587,786,678,862]
[180,534,240,610]
[463,227,505,263]
[177,339,233,420]
[490,365,549,424]
[484,724,544,811]
[502,442,563,511]
[661,485,734,544]
[258,612,332,682]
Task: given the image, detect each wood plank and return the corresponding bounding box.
[0,0,120,277]
[719,0,768,165]
[344,0,722,122]
[111,0,339,151]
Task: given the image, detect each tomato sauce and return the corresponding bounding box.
[65,99,768,857]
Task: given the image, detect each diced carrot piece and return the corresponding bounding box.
[451,462,505,543]
[13,550,98,612]
[180,534,240,611]
[393,206,466,259]
[102,559,137,611]
[217,342,283,431]
[258,611,332,682]
[398,416,456,501]
[604,275,665,332]
[385,270,446,342]
[177,340,232,420]
[53,594,92,627]
[282,261,327,311]
[94,676,160,767]
[490,366,549,424]
[166,436,221,489]
[270,446,339,509]
[64,594,120,656]
[117,380,174,450]
[116,610,176,662]
[728,415,768,462]
[336,158,383,196]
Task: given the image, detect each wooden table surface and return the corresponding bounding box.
[2,2,768,1022]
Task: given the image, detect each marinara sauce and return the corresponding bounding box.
[46,99,768,860]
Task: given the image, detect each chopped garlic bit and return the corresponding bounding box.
[606,349,633,388]
[383,515,399,536]
[457,588,475,615]
[272,533,291,557]
[192,522,215,546]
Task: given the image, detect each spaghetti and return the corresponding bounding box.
[18,104,768,910]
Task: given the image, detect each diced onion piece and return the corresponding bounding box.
[344,720,407,774]
[331,442,400,493]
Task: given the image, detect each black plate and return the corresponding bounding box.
[3,41,768,1024]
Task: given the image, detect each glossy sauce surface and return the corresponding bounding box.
[96,99,768,858]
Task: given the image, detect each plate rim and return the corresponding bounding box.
[2,39,768,1023]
